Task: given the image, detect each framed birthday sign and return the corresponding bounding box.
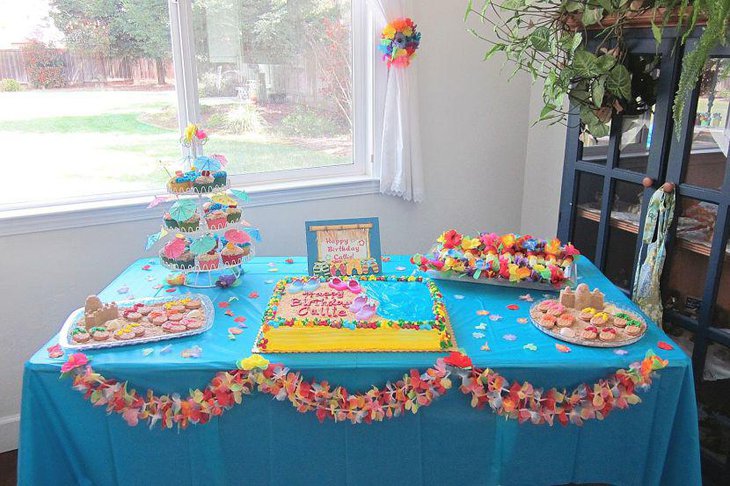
[305,217,382,278]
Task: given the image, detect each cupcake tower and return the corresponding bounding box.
[153,124,257,287]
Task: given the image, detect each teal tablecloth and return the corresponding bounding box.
[18,256,700,485]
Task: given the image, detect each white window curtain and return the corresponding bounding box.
[368,0,424,202]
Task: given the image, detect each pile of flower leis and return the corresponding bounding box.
[448,350,669,426]
[378,18,421,68]
[412,231,580,286]
[60,349,667,430]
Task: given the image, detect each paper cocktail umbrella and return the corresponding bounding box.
[211,154,228,167]
[169,199,198,222]
[195,155,221,173]
[163,237,186,259]
[230,189,249,202]
[189,235,216,255]
[211,193,237,206]
[224,229,251,244]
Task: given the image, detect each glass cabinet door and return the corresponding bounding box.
[559,40,673,294]
[663,49,730,480]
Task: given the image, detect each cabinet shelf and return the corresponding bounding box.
[577,205,725,257]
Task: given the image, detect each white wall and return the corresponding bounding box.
[520,81,568,236]
[0,1,536,452]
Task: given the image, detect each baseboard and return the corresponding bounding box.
[0,414,19,453]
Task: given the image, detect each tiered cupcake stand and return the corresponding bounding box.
[157,179,256,288]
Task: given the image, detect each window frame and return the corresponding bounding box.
[169,0,372,186]
[0,0,376,221]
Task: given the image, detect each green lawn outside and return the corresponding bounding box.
[0,89,351,205]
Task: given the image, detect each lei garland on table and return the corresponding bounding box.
[413,231,580,286]
[60,350,668,430]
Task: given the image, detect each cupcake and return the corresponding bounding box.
[163,213,179,229]
[169,176,192,193]
[539,314,557,329]
[194,175,215,193]
[198,253,219,270]
[599,327,617,341]
[213,170,227,187]
[206,210,227,230]
[225,206,242,223]
[176,251,196,270]
[581,326,598,340]
[579,307,596,321]
[221,243,245,266]
[178,214,201,232]
[625,322,643,336]
[590,312,611,327]
[557,314,574,327]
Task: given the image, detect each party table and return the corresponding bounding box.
[18,256,700,486]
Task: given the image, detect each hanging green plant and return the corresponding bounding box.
[466,0,729,140]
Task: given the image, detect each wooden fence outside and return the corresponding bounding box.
[0,48,173,85]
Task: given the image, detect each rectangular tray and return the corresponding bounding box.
[59,294,215,350]
[425,263,577,292]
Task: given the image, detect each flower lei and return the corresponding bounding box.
[379,18,421,68]
[413,231,579,286]
[59,350,667,430]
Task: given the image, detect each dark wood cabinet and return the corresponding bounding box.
[558,28,730,482]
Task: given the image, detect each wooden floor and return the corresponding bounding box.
[0,450,17,486]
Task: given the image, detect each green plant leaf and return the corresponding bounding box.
[571,32,583,53]
[596,54,616,72]
[484,44,505,60]
[501,0,525,10]
[606,64,632,100]
[573,49,599,77]
[465,0,473,22]
[529,26,551,52]
[592,77,606,107]
[539,103,558,121]
[597,0,615,11]
[563,0,584,13]
[588,121,610,138]
[581,7,604,26]
[650,20,662,45]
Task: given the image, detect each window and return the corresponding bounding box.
[0,0,370,211]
